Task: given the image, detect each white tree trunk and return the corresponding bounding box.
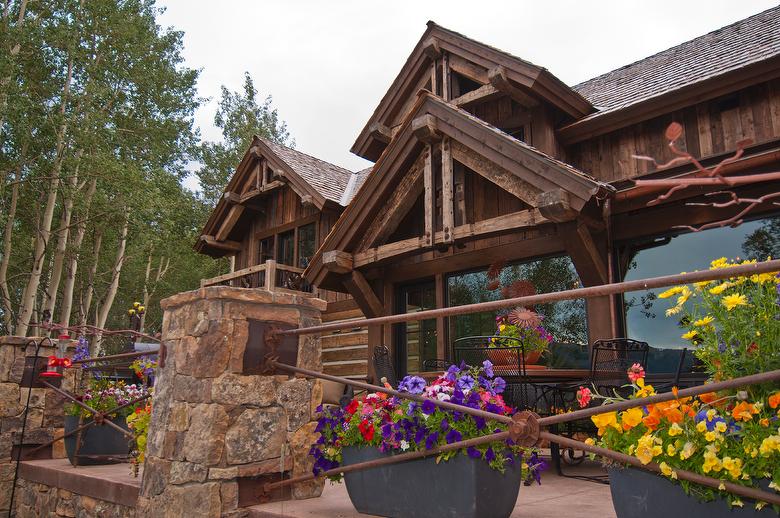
[140,255,169,333]
[79,229,102,329]
[94,211,129,351]
[58,176,96,329]
[0,155,24,333]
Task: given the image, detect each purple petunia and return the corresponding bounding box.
[492,377,506,394]
[485,447,495,462]
[399,375,427,395]
[445,364,461,382]
[456,375,475,392]
[467,446,481,459]
[445,428,462,444]
[421,399,436,415]
[425,432,439,450]
[482,359,494,378]
[440,418,449,431]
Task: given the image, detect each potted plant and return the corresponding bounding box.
[310,361,546,518]
[585,257,780,517]
[487,307,553,367]
[64,378,150,466]
[127,402,152,477]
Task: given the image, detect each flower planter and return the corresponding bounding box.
[487,348,541,366]
[64,415,131,466]
[342,446,523,518]
[608,467,773,518]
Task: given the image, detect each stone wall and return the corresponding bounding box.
[14,479,134,518]
[1,336,76,515]
[138,287,326,517]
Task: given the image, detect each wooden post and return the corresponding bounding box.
[441,137,454,243]
[442,52,450,101]
[423,144,434,247]
[264,259,277,291]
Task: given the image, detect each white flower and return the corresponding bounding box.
[400,440,410,451]
[437,393,451,402]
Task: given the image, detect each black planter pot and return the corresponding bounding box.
[64,414,132,466]
[608,467,774,518]
[342,446,523,518]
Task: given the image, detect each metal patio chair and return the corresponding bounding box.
[372,345,398,389]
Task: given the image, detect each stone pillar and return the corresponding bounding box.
[139,287,325,517]
[1,336,77,515]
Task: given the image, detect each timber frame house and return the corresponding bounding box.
[200,8,780,381]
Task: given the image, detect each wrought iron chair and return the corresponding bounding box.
[421,358,449,371]
[372,345,398,389]
[652,347,688,393]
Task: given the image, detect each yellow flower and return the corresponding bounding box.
[750,273,776,284]
[721,293,747,311]
[732,499,744,508]
[591,412,621,436]
[498,324,506,332]
[658,286,684,299]
[665,305,683,317]
[714,421,727,433]
[584,438,595,446]
[704,431,720,442]
[710,257,729,269]
[659,462,677,479]
[681,330,698,341]
[676,286,692,306]
[692,316,714,327]
[620,407,644,431]
[635,435,662,465]
[702,450,722,473]
[668,422,683,437]
[666,444,677,456]
[759,435,780,456]
[722,457,743,479]
[708,282,731,295]
[693,280,711,290]
[696,421,707,433]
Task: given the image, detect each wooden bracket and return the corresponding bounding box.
[562,220,609,286]
[537,189,577,223]
[421,37,441,60]
[368,122,392,144]
[323,250,353,274]
[200,235,242,252]
[488,66,539,108]
[411,114,442,144]
[343,271,384,318]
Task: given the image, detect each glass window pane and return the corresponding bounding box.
[623,214,780,350]
[297,223,316,269]
[395,282,437,375]
[258,237,274,264]
[447,256,588,345]
[277,231,294,265]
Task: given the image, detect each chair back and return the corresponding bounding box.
[672,347,688,387]
[372,345,398,389]
[590,338,649,384]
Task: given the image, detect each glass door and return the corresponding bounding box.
[394,281,437,377]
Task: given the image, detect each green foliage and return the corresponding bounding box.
[196,72,293,206]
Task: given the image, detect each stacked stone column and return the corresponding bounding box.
[138,287,325,517]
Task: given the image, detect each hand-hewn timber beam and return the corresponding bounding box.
[442,52,451,101]
[451,141,542,206]
[452,83,502,107]
[488,66,539,108]
[200,235,242,252]
[223,191,241,204]
[441,137,454,243]
[421,37,441,60]
[343,271,384,318]
[323,250,354,274]
[562,221,608,286]
[215,204,245,242]
[537,189,578,223]
[423,143,435,247]
[448,54,488,84]
[368,122,392,144]
[411,114,442,144]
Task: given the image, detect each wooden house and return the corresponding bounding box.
[304,9,780,380]
[197,136,372,379]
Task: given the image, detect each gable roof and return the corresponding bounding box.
[307,91,612,288]
[351,21,593,162]
[561,5,780,142]
[196,136,356,257]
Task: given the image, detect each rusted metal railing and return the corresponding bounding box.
[259,259,780,506]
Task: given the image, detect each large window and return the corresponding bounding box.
[622,214,780,349]
[297,223,316,269]
[447,256,588,345]
[394,281,437,376]
[277,231,295,266]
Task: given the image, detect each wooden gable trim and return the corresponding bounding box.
[351,23,593,162]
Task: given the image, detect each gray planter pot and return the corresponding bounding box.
[609,467,774,518]
[342,446,523,518]
[64,414,131,466]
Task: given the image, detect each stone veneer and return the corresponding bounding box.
[1,336,76,515]
[137,286,326,517]
[14,479,135,518]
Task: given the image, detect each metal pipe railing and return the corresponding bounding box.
[273,259,780,337]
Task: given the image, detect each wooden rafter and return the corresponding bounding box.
[562,221,609,286]
[323,250,353,274]
[200,235,242,252]
[488,66,539,108]
[343,270,384,317]
[452,83,502,107]
[215,204,245,242]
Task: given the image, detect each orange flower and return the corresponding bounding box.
[642,408,661,431]
[654,400,684,424]
[731,401,759,422]
[768,392,780,409]
[699,392,717,404]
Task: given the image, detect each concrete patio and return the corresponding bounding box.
[248,458,617,518]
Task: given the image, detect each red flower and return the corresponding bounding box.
[627,363,645,383]
[576,387,592,408]
[345,399,359,415]
[358,419,375,442]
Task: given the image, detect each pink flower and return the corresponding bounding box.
[627,363,645,383]
[576,387,592,408]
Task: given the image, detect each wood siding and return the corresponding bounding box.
[567,78,780,182]
[321,299,368,379]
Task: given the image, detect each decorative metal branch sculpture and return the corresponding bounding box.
[632,122,780,232]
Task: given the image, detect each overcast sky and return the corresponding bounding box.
[157,0,778,190]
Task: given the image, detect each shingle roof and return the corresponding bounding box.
[340,167,373,205]
[572,6,780,116]
[259,138,355,204]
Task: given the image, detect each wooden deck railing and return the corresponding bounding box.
[200,260,314,294]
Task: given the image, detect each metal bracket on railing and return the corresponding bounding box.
[508,410,541,447]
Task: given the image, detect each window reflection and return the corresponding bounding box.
[622,214,780,349]
[446,256,588,346]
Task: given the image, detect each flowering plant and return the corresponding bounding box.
[127,403,151,477]
[64,378,150,419]
[490,308,553,354]
[658,257,780,384]
[586,365,780,510]
[310,361,546,484]
[129,355,157,383]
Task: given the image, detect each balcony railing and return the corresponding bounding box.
[200,260,314,294]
